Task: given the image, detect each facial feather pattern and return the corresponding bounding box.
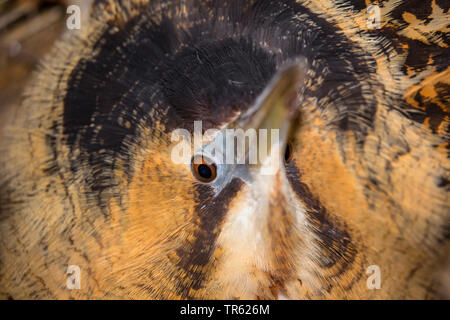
[0,0,448,299]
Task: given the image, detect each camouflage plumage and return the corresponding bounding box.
[0,0,448,299]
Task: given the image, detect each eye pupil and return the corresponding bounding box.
[198,164,212,179]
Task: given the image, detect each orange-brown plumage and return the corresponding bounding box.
[0,0,448,299]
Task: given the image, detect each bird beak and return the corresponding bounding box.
[194,59,306,185]
[235,59,306,171]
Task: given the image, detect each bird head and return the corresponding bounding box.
[115,56,315,298]
[2,0,447,300]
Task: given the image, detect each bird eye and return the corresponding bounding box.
[284,141,293,163]
[191,156,217,183]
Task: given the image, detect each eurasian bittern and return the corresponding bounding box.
[0,0,449,299]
